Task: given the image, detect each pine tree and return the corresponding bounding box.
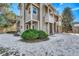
[62,7,74,32]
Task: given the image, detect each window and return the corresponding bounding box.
[33,7,38,14]
[33,25,34,29]
[25,24,29,30]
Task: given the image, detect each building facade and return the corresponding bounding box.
[18,3,62,35]
[73,22,79,33]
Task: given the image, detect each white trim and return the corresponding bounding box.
[40,3,43,30]
[31,21,33,29]
[30,4,33,20]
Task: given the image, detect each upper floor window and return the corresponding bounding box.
[33,7,38,15]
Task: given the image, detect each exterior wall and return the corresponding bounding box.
[5,24,17,32]
[19,4,25,34]
[73,24,79,33]
[18,3,61,35]
[73,27,79,33]
[0,24,17,33]
[57,20,62,33]
[53,15,62,33]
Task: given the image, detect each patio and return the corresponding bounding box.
[0,33,79,56]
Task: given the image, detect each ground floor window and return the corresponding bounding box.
[25,24,29,30]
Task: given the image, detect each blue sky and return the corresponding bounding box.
[10,3,19,15]
[10,3,79,22]
[52,3,79,22]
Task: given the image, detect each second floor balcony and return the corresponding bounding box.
[25,14,39,22]
[44,14,54,23]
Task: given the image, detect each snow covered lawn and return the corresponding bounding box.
[0,33,79,56]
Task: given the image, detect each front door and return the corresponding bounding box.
[50,23,53,34]
[33,23,38,30]
[54,22,56,33]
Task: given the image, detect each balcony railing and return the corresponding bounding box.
[25,14,31,22]
[25,14,39,22]
[49,15,54,23]
[32,14,39,20]
[44,14,54,23]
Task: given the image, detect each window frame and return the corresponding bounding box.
[32,6,38,15]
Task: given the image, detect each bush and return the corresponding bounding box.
[21,29,48,41]
[21,29,39,40]
[38,31,48,39]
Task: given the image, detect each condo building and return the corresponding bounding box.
[73,22,79,33]
[17,3,62,35]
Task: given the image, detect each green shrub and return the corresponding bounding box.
[21,29,39,40]
[21,29,48,41]
[38,31,48,39]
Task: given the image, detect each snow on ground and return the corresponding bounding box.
[0,33,79,56]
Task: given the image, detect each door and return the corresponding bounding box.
[33,23,38,30]
[50,23,53,34]
[54,22,56,33]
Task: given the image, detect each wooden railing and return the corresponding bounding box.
[49,15,54,23]
[32,14,39,20]
[25,14,31,22]
[25,14,39,22]
[44,14,54,23]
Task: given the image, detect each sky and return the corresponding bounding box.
[52,3,79,22]
[10,3,19,15]
[10,3,79,22]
